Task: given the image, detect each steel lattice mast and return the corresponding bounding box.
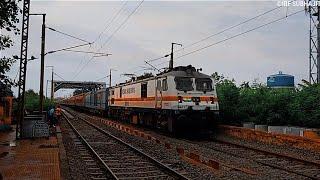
[16,0,31,139]
[308,1,320,83]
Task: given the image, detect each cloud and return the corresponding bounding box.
[3,1,309,97]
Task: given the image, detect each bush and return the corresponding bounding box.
[215,75,320,128]
[13,89,55,114]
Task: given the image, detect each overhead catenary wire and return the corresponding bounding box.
[47,26,92,44]
[146,1,296,64]
[53,72,66,81]
[98,0,145,50]
[173,6,283,53]
[108,2,300,83]
[92,1,129,44]
[174,9,304,60]
[71,1,128,79]
[95,74,110,81]
[173,0,298,54]
[46,42,92,55]
[72,0,144,80]
[62,49,110,55]
[152,9,304,68]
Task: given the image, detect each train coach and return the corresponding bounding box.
[62,65,219,134]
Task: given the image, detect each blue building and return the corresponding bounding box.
[267,71,294,88]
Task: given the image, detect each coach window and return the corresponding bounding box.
[120,87,122,98]
[141,83,147,98]
[157,80,161,90]
[162,79,168,91]
[94,92,97,106]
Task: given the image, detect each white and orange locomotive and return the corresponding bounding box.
[61,65,219,134]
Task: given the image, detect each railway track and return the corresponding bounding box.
[192,139,320,179]
[63,108,320,179]
[64,120,112,180]
[62,109,189,180]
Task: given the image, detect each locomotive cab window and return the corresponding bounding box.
[141,83,147,98]
[175,77,193,91]
[162,79,168,91]
[196,78,213,91]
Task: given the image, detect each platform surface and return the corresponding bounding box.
[0,127,61,180]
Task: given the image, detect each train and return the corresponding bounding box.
[61,65,219,134]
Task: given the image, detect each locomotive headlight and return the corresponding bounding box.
[178,96,183,103]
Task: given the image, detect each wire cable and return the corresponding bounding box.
[72,0,144,80]
[47,26,92,44]
[71,1,128,79]
[174,6,283,53]
[146,1,296,64]
[98,0,144,50]
[46,42,92,55]
[95,75,110,81]
[107,4,293,80]
[62,49,109,55]
[53,72,66,81]
[175,9,304,60]
[92,1,129,44]
[152,9,304,68]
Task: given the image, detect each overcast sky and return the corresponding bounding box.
[2,0,308,97]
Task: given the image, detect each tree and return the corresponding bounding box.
[211,72,225,84]
[0,0,21,96]
[240,81,250,89]
[216,79,241,125]
[24,89,54,112]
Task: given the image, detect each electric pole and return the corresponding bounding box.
[30,13,46,114]
[51,68,54,100]
[308,1,320,83]
[109,69,117,87]
[169,42,182,70]
[46,79,49,98]
[16,0,31,139]
[46,66,54,100]
[109,69,112,87]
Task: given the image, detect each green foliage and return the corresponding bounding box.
[0,0,21,33]
[24,89,54,113]
[0,57,16,86]
[214,73,320,128]
[0,0,21,95]
[216,79,241,125]
[292,84,320,127]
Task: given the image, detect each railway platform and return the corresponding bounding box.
[0,126,62,180]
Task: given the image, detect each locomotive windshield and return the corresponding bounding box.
[195,78,213,91]
[175,77,193,91]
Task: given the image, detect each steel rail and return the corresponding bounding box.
[62,113,118,179]
[83,112,320,179]
[207,140,319,180]
[64,108,189,180]
[215,139,320,167]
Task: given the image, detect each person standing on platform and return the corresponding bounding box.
[48,106,55,127]
[55,105,62,126]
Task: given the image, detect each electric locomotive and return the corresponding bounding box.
[61,65,219,134]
